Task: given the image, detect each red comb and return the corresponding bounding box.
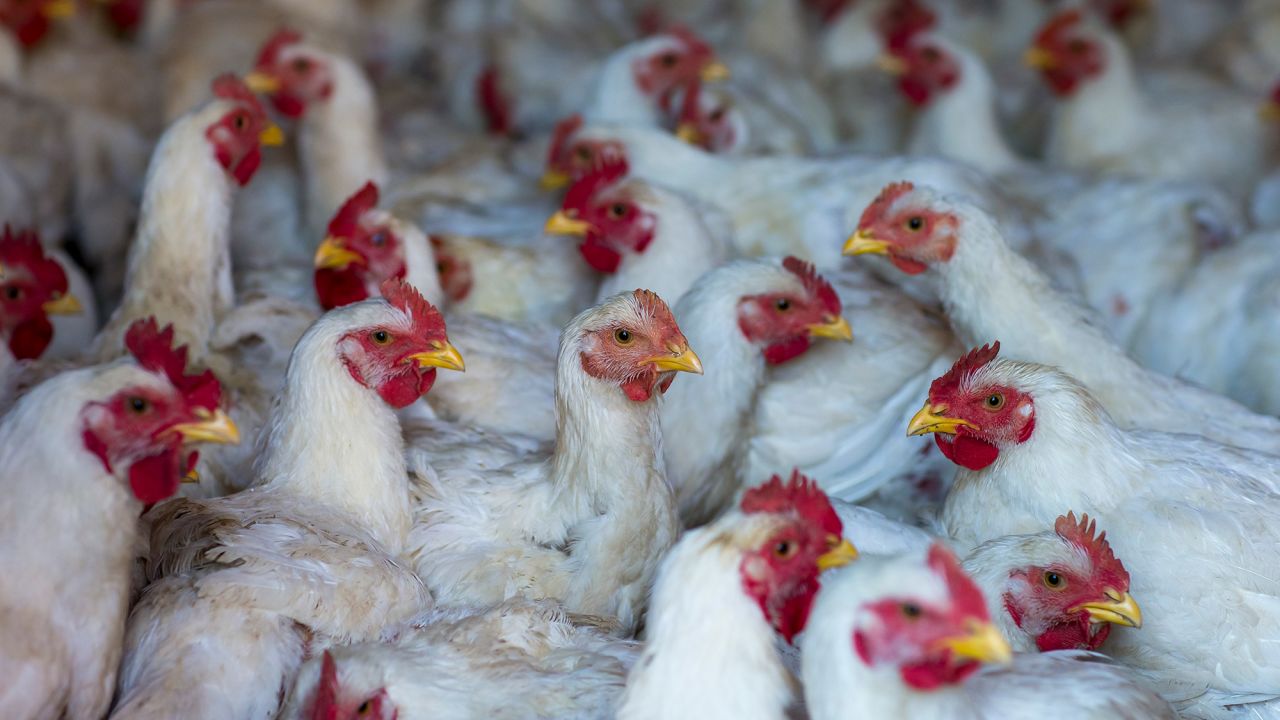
[667,25,715,60]
[327,182,380,239]
[380,279,446,337]
[1055,511,1129,590]
[0,226,67,295]
[547,114,584,167]
[311,650,339,720]
[880,0,938,52]
[211,74,266,118]
[857,181,916,230]
[256,28,303,69]
[741,469,843,537]
[124,318,223,412]
[782,256,841,317]
[927,543,989,620]
[562,159,629,215]
[631,288,677,327]
[1035,10,1083,47]
[929,342,1000,399]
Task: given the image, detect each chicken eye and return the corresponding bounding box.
[233,113,247,130]
[922,47,940,62]
[127,396,150,414]
[609,203,628,219]
[1043,571,1064,589]
[774,298,791,311]
[293,57,311,72]
[709,108,725,122]
[984,393,1005,410]
[357,700,372,716]
[1068,39,1087,54]
[773,539,797,558]
[371,330,392,345]
[906,216,924,231]
[613,328,633,345]
[370,231,388,247]
[901,602,922,618]
[659,52,678,68]
[574,146,593,164]
[4,285,20,300]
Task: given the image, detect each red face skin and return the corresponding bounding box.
[476,64,512,136]
[855,545,992,691]
[102,0,144,36]
[545,115,630,185]
[739,469,848,643]
[252,30,334,118]
[880,0,938,53]
[738,257,845,365]
[336,282,453,409]
[1002,513,1132,652]
[578,289,693,402]
[314,184,407,310]
[429,237,472,303]
[0,0,64,48]
[305,652,398,720]
[206,75,276,186]
[855,181,959,275]
[676,82,738,154]
[925,343,1036,471]
[1031,11,1107,97]
[81,319,226,504]
[0,228,70,361]
[632,28,719,110]
[559,163,655,273]
[894,39,961,107]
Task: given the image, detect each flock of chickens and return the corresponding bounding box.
[1,0,1279,718]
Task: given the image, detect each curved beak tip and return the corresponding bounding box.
[876,54,908,75]
[843,229,890,257]
[1075,590,1143,629]
[544,211,592,237]
[700,60,731,82]
[906,402,977,437]
[818,537,860,571]
[408,342,466,372]
[243,71,281,95]
[313,237,364,270]
[646,346,703,375]
[942,621,1013,665]
[809,315,853,343]
[175,409,240,446]
[259,123,286,147]
[42,292,83,315]
[1024,47,1056,70]
[674,123,702,145]
[540,170,570,191]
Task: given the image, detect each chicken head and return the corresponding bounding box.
[630,27,728,105]
[296,651,396,720]
[207,74,284,186]
[336,279,463,409]
[81,318,238,504]
[314,183,407,310]
[851,544,1011,691]
[673,80,744,153]
[1025,10,1107,96]
[542,114,627,189]
[844,181,959,274]
[0,226,79,360]
[737,257,853,365]
[245,29,333,118]
[883,34,960,107]
[0,0,74,48]
[544,159,654,273]
[576,289,702,402]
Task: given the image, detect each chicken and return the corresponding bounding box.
[660,257,852,526]
[407,289,700,634]
[802,543,1176,719]
[910,344,1280,715]
[542,121,1033,269]
[543,158,730,305]
[844,181,1280,456]
[617,470,859,719]
[0,318,238,720]
[1028,10,1278,198]
[0,228,84,395]
[281,599,637,720]
[111,282,462,720]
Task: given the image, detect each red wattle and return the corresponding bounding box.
[762,335,813,365]
[314,268,370,310]
[579,241,623,273]
[232,146,262,186]
[9,317,54,360]
[127,448,183,504]
[934,432,999,471]
[890,254,929,275]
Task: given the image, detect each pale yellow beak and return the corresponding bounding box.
[907,402,979,437]
[259,123,285,147]
[818,536,860,571]
[674,122,703,146]
[540,170,571,191]
[172,408,240,445]
[808,314,853,342]
[1261,101,1280,123]
[937,619,1013,665]
[843,228,891,257]
[182,469,201,483]
[544,210,593,237]
[701,60,731,82]
[1024,47,1057,70]
[643,344,704,375]
[42,0,77,19]
[42,292,82,315]
[313,236,365,270]
[243,70,281,94]
[876,54,909,76]
[406,340,466,372]
[1072,588,1142,629]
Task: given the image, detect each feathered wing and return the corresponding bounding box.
[968,652,1177,720]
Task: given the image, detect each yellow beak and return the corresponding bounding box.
[700,60,731,82]
[1072,589,1143,629]
[818,536,860,571]
[843,228,891,257]
[313,236,365,270]
[1024,47,1057,70]
[259,123,285,147]
[876,54,909,76]
[674,122,704,146]
[172,408,240,445]
[907,402,979,437]
[643,344,704,375]
[808,314,853,342]
[182,468,201,483]
[937,619,1013,665]
[243,70,281,94]
[544,210,593,237]
[406,340,466,372]
[42,0,77,19]
[540,170,571,191]
[42,292,82,315]
[1261,101,1280,123]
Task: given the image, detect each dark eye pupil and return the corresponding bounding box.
[374,331,388,343]
[989,395,1000,405]
[1047,573,1060,585]
[129,397,148,412]
[358,701,370,714]
[5,286,18,299]
[372,233,386,246]
[616,329,630,342]
[775,541,791,555]
[903,603,921,617]
[908,217,923,230]
[775,298,790,310]
[612,204,626,216]
[661,53,677,66]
